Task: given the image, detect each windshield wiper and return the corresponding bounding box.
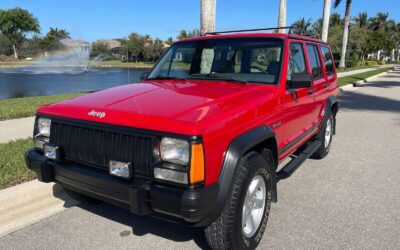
[188,74,247,84]
[147,76,186,81]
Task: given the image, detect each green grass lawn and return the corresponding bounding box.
[338,68,391,86]
[336,65,376,72]
[0,93,84,121]
[0,138,35,189]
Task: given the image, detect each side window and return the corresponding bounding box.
[288,43,307,80]
[306,44,322,79]
[321,46,335,75]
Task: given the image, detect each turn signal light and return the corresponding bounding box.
[190,143,205,184]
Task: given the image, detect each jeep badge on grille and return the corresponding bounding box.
[88,110,106,118]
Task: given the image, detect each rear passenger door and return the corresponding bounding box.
[305,43,326,124]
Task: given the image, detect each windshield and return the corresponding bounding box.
[148,38,283,84]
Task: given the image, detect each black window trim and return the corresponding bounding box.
[306,43,323,81]
[287,41,308,88]
[320,45,335,76]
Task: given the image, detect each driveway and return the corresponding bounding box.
[1,70,400,250]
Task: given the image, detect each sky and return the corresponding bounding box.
[1,0,399,42]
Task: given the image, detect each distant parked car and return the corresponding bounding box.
[26,28,339,250]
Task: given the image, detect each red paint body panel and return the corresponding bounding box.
[37,33,339,187]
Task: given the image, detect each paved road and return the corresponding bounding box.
[1,70,400,250]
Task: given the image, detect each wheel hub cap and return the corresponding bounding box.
[325,118,332,149]
[242,175,266,238]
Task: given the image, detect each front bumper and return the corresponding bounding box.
[25,149,218,226]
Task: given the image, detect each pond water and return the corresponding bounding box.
[0,67,148,99]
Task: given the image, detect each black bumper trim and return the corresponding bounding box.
[25,149,218,226]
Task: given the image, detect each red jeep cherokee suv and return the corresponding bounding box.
[26,29,339,249]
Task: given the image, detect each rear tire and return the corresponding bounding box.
[204,151,272,250]
[311,109,334,159]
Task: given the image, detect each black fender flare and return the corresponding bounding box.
[327,95,339,134]
[195,125,277,227]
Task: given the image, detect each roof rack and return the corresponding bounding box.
[204,26,320,39]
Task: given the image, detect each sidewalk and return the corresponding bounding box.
[0,117,35,143]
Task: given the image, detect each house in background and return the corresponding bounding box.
[97,39,125,60]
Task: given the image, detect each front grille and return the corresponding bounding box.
[50,120,157,176]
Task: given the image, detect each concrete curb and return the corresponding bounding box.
[0,180,78,237]
[352,70,391,87]
[339,70,392,91]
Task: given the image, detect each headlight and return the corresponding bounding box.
[37,118,51,137]
[160,137,189,165]
[34,117,51,149]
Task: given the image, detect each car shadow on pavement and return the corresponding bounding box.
[339,84,400,113]
[52,184,210,249]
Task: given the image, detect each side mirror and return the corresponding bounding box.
[140,72,149,81]
[287,73,312,89]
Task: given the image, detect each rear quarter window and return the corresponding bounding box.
[321,46,335,75]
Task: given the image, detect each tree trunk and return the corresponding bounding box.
[377,50,381,60]
[200,0,216,35]
[12,44,18,59]
[321,0,331,42]
[278,0,287,33]
[361,53,365,66]
[338,1,351,68]
[391,49,395,62]
[397,49,400,62]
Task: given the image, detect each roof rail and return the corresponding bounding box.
[204,27,292,36]
[204,26,320,39]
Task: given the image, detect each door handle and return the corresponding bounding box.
[323,83,329,88]
[308,88,316,94]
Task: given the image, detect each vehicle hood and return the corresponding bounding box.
[38,80,274,135]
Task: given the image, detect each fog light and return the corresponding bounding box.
[34,137,49,150]
[43,144,60,160]
[109,160,132,179]
[154,167,188,184]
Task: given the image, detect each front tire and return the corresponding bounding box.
[204,151,272,250]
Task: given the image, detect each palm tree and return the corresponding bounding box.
[330,12,342,27]
[321,0,332,42]
[353,12,368,28]
[369,12,390,61]
[278,0,287,33]
[165,37,174,45]
[200,0,216,35]
[47,28,70,40]
[292,18,313,35]
[333,0,352,68]
[313,18,324,36]
[369,12,389,32]
[386,20,400,61]
[177,30,188,40]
